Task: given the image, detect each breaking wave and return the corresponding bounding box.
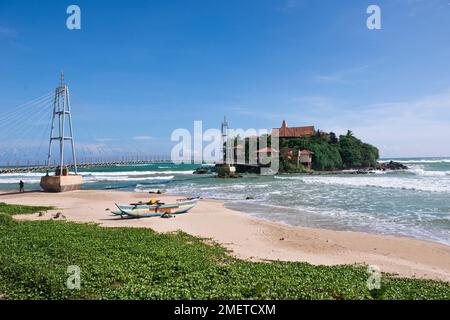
[381,158,450,164]
[81,170,193,176]
[0,170,187,184]
[84,175,174,183]
[408,168,450,177]
[295,176,450,193]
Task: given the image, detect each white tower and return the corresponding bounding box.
[221,116,229,163]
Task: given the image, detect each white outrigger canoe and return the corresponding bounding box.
[112,199,198,218]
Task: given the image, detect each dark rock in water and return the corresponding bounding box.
[348,169,372,174]
[215,164,242,178]
[194,167,210,174]
[378,161,408,170]
[245,196,254,200]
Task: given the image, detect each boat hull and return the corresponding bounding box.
[113,199,198,218]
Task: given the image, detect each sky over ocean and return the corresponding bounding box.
[0,0,449,159]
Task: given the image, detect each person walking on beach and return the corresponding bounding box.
[19,180,24,193]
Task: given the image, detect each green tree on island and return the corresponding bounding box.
[279,129,379,172]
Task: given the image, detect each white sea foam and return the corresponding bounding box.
[153,163,450,245]
[275,175,450,193]
[274,176,305,181]
[0,172,45,177]
[408,168,450,177]
[0,174,175,184]
[84,175,174,182]
[81,170,193,176]
[373,170,388,174]
[0,172,44,184]
[0,177,42,184]
[134,184,167,193]
[0,169,190,184]
[114,163,156,167]
[381,159,450,164]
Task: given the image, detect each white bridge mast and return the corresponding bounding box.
[46,71,78,175]
[41,72,82,192]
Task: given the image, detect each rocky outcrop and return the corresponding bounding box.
[215,164,242,178]
[377,161,408,171]
[344,161,408,174]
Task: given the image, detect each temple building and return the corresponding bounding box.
[275,120,316,138]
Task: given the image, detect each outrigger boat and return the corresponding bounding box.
[112,198,199,218]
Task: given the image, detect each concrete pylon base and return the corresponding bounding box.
[40,175,83,193]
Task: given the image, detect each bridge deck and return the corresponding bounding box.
[0,160,182,174]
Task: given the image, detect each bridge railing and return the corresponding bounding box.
[0,157,216,174]
[0,155,173,168]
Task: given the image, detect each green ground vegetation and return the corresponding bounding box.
[0,203,449,300]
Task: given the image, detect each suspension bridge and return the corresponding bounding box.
[0,73,179,178]
[0,159,180,174]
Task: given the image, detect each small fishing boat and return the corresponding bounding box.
[112,198,198,218]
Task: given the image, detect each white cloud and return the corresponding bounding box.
[132,135,153,141]
[234,89,450,158]
[313,65,370,85]
[342,91,450,157]
[277,0,305,13]
[95,138,115,142]
[0,25,17,38]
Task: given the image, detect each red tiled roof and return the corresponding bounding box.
[273,121,315,138]
[279,126,315,138]
[300,150,315,155]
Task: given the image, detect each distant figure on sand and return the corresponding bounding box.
[19,180,24,193]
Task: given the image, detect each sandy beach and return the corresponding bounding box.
[1,189,449,282]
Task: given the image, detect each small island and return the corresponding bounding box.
[218,120,407,176]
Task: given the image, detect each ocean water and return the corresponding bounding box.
[1,158,449,245]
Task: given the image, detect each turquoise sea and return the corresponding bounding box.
[1,157,449,245]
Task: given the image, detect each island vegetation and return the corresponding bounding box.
[230,130,381,173]
[279,130,380,172]
[0,203,449,300]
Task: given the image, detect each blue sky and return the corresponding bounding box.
[1,0,450,160]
